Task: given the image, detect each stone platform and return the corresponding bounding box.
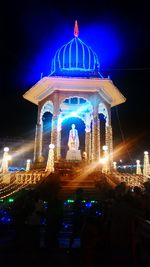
[66,150,82,161]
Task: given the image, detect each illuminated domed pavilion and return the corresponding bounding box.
[23,21,126,169]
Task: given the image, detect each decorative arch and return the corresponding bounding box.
[59,96,93,131]
[60,113,86,124]
[40,100,53,123]
[98,102,109,125]
[60,96,93,110]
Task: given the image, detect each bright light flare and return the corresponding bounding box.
[99,157,108,164]
[102,145,108,151]
[49,144,55,149]
[4,147,9,152]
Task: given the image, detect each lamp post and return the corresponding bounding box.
[100,145,109,173]
[0,147,11,173]
[45,144,55,173]
[136,160,142,175]
[113,161,117,170]
[143,151,149,177]
[26,159,31,171]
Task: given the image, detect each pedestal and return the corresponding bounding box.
[66,150,82,161]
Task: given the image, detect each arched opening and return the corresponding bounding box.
[42,112,52,160]
[99,113,106,156]
[61,117,85,159]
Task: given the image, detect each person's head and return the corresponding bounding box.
[133,186,142,195]
[115,182,127,198]
[72,124,75,129]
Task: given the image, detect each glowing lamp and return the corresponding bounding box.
[49,144,55,149]
[4,147,9,152]
[102,145,108,151]
[27,159,31,163]
[144,151,148,155]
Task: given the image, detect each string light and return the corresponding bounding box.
[26,159,31,171]
[45,144,55,172]
[0,147,11,173]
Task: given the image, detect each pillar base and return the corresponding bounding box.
[66,150,82,161]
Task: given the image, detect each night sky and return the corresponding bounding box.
[0,0,150,162]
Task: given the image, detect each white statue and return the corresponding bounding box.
[68,124,79,150]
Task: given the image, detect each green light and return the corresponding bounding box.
[8,198,14,203]
[0,199,4,202]
[67,199,74,203]
[82,200,86,203]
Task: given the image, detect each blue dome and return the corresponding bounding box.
[50,22,102,78]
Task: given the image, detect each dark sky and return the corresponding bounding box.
[0,0,150,162]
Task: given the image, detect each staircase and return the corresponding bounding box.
[0,161,124,200]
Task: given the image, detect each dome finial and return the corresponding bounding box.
[74,20,79,37]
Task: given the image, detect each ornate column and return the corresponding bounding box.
[50,92,61,161]
[85,129,91,162]
[34,122,43,162]
[105,124,113,167]
[85,113,92,161]
[57,119,61,161]
[51,114,61,161]
[91,110,100,161]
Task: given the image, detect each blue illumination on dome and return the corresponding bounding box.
[50,22,102,78]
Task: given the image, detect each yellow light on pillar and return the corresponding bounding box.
[26,159,31,171]
[49,144,55,149]
[0,147,11,173]
[102,145,108,151]
[136,159,142,175]
[101,145,109,173]
[4,147,9,152]
[113,161,117,170]
[143,151,149,177]
[45,144,55,173]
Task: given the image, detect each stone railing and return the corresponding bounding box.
[0,171,47,185]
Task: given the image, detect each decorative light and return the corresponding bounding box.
[45,144,55,172]
[101,145,109,173]
[49,144,55,149]
[113,161,117,170]
[6,155,11,161]
[4,147,9,152]
[102,145,108,151]
[99,157,108,164]
[83,151,87,161]
[143,151,149,178]
[0,147,11,173]
[26,159,31,171]
[8,198,14,203]
[50,21,100,75]
[136,160,142,175]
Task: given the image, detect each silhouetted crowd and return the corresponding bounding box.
[0,181,150,267]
